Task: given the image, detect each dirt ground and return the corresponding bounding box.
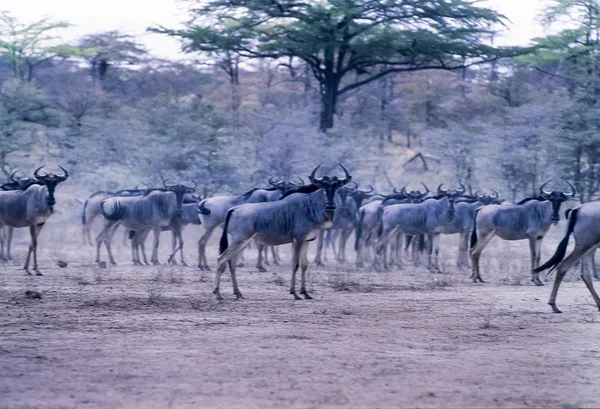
[1,220,600,409]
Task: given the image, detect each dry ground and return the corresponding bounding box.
[1,219,600,409]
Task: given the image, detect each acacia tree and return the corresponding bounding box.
[0,12,77,82]
[154,0,526,132]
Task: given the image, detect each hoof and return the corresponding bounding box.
[234,291,245,300]
[549,303,562,313]
[534,281,544,287]
[35,270,43,276]
[181,261,188,267]
[291,291,302,300]
[213,290,224,301]
[257,266,267,273]
[301,290,313,300]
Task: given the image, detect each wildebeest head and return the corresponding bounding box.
[397,183,430,203]
[163,179,197,213]
[309,163,352,220]
[475,189,502,205]
[539,179,575,224]
[437,183,466,220]
[349,183,374,208]
[34,165,69,207]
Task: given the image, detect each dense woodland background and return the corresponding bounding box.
[1,0,600,203]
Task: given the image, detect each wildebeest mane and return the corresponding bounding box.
[279,184,319,199]
[516,196,544,205]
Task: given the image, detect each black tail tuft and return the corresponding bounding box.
[355,209,365,251]
[376,207,384,238]
[404,235,413,251]
[198,201,211,215]
[534,208,579,274]
[128,230,135,240]
[470,208,482,249]
[565,208,572,220]
[219,209,234,255]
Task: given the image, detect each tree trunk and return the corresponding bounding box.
[319,79,338,132]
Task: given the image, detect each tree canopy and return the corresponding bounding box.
[153,0,529,131]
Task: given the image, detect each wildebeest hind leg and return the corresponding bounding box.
[299,242,312,299]
[290,239,303,300]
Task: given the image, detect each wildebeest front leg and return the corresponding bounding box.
[314,230,325,266]
[529,237,544,286]
[290,239,303,300]
[271,246,280,265]
[24,223,44,276]
[429,233,442,273]
[151,226,161,265]
[6,227,13,260]
[197,226,215,270]
[299,241,312,299]
[457,232,470,270]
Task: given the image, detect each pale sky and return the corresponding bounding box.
[4,0,550,59]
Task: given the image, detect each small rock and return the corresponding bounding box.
[57,260,68,268]
[24,290,42,299]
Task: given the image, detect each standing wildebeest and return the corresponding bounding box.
[196,179,300,271]
[439,190,502,269]
[533,203,600,313]
[214,164,352,301]
[96,181,195,265]
[375,184,465,272]
[0,165,69,275]
[131,199,202,265]
[470,180,574,284]
[81,188,150,246]
[0,171,42,261]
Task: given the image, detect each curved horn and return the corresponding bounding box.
[421,183,430,195]
[163,178,176,188]
[474,189,482,197]
[564,180,576,197]
[185,180,198,190]
[268,176,279,186]
[348,180,358,190]
[539,178,553,195]
[58,165,69,180]
[437,183,447,195]
[458,182,466,195]
[296,176,305,186]
[338,163,351,183]
[401,184,408,197]
[33,165,46,180]
[362,184,374,194]
[9,170,18,183]
[491,189,499,199]
[310,163,324,181]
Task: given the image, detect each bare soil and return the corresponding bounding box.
[1,221,600,409]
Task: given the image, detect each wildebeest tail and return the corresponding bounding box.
[404,235,413,251]
[219,208,234,254]
[534,207,579,274]
[355,209,365,251]
[470,208,482,249]
[128,230,135,240]
[82,199,89,225]
[376,207,384,238]
[100,199,123,221]
[198,200,211,215]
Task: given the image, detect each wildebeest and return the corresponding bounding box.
[130,199,202,265]
[214,164,352,301]
[438,190,503,269]
[469,180,575,284]
[96,181,195,265]
[375,184,465,272]
[533,203,600,313]
[0,165,69,275]
[196,179,299,271]
[0,171,43,261]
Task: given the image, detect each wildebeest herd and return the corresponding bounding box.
[1,164,600,314]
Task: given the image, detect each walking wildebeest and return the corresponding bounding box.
[533,202,600,313]
[214,163,352,301]
[469,179,574,284]
[0,165,69,275]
